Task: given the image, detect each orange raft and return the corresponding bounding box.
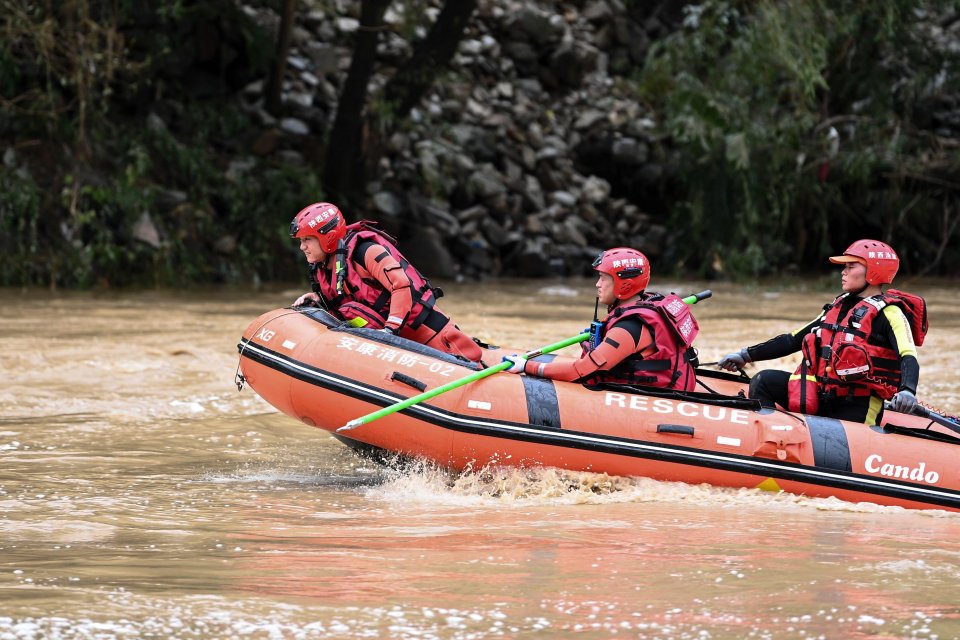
[237,307,960,512]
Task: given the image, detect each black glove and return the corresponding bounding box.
[378,326,398,335]
[293,292,321,307]
[889,390,918,414]
[718,348,752,371]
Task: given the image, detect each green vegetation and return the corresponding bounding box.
[641,0,960,278]
[1,0,958,287]
[0,0,313,288]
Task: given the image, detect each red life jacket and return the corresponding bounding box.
[787,291,927,412]
[309,224,445,333]
[885,288,928,346]
[585,292,700,390]
[337,301,387,329]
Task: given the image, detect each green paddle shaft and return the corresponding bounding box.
[338,331,589,431]
[337,290,711,432]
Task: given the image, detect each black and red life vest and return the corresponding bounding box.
[309,224,445,334]
[585,292,700,390]
[788,289,927,413]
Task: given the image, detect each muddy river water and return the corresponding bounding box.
[2,279,960,639]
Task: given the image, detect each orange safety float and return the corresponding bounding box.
[237,307,960,512]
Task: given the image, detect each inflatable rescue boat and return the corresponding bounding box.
[237,307,960,512]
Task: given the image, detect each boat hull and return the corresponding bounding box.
[238,308,960,512]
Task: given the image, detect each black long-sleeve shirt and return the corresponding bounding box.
[746,295,919,394]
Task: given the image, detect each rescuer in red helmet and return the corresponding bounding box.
[502,248,701,390]
[719,239,926,424]
[290,202,483,363]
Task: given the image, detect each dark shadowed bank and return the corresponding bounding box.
[1,0,959,289]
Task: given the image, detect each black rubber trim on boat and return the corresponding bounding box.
[427,410,960,510]
[238,339,960,511]
[657,424,695,436]
[806,415,853,472]
[391,371,427,392]
[239,338,412,407]
[521,376,562,429]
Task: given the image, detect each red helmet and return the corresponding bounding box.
[289,202,346,253]
[592,247,650,299]
[828,239,899,285]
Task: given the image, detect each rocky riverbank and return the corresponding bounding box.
[15,1,954,288]
[226,1,688,279]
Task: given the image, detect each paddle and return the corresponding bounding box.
[337,290,712,432]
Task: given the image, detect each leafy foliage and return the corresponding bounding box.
[1,0,958,288]
[641,0,960,279]
[0,0,301,288]
[0,169,43,286]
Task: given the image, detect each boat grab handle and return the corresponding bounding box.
[391,371,427,392]
[657,424,695,436]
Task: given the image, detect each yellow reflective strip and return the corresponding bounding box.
[865,395,884,425]
[882,305,917,357]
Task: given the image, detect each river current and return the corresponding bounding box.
[2,279,960,639]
